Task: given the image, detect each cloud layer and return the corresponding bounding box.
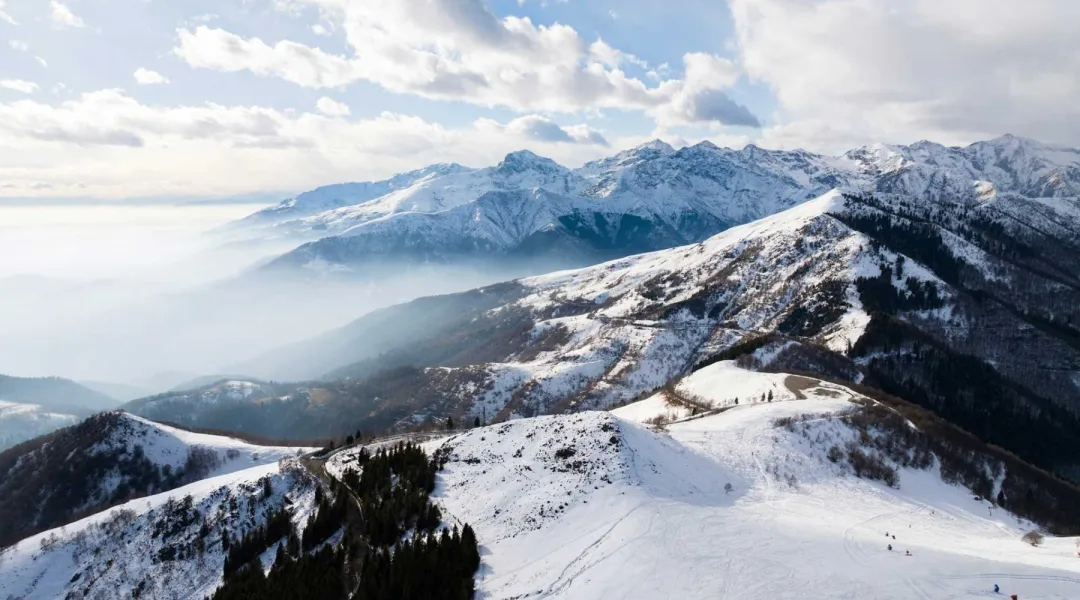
[173,0,757,128]
[0,90,619,197]
[730,0,1080,148]
[3,0,1079,198]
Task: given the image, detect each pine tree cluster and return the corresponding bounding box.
[222,505,293,577]
[339,443,440,546]
[213,545,347,600]
[301,486,348,552]
[212,442,481,599]
[355,524,479,600]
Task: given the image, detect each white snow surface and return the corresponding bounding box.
[424,366,1080,600]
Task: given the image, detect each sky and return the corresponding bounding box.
[0,0,1078,199]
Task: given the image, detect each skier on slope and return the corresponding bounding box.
[887,544,892,551]
[993,584,999,593]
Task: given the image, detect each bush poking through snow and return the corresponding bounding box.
[845,447,899,488]
[1021,531,1044,547]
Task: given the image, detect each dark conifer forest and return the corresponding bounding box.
[211,442,480,600]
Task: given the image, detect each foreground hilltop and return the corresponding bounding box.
[416,365,1079,598]
[12,363,1075,599]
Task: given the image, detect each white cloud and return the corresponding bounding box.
[1,80,38,93]
[35,56,48,67]
[311,23,330,36]
[476,114,607,145]
[173,0,760,128]
[133,68,170,85]
[0,91,620,198]
[653,53,758,127]
[315,96,349,117]
[9,39,28,52]
[729,0,1080,149]
[588,38,648,69]
[49,1,85,28]
[175,27,357,88]
[646,63,672,82]
[0,0,16,25]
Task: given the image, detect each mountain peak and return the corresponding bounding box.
[497,149,564,174]
[635,139,676,154]
[691,140,721,151]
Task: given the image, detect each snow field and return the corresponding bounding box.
[427,365,1080,599]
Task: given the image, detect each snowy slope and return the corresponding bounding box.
[95,412,308,476]
[420,366,1080,600]
[0,400,80,451]
[0,410,313,548]
[0,459,319,600]
[420,191,890,419]
[229,162,469,230]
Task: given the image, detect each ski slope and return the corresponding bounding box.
[426,363,1080,599]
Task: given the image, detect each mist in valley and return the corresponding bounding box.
[0,203,523,393]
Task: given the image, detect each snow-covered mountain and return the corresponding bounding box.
[228,162,469,230]
[0,410,310,548]
[848,134,1080,200]
[230,135,1080,277]
[0,373,121,415]
[229,187,1080,483]
[4,364,1077,599]
[125,378,281,425]
[0,400,80,451]
[0,373,124,450]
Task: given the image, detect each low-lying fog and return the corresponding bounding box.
[0,203,511,392]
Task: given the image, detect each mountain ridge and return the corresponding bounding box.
[189,186,1080,486]
[230,134,1080,278]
